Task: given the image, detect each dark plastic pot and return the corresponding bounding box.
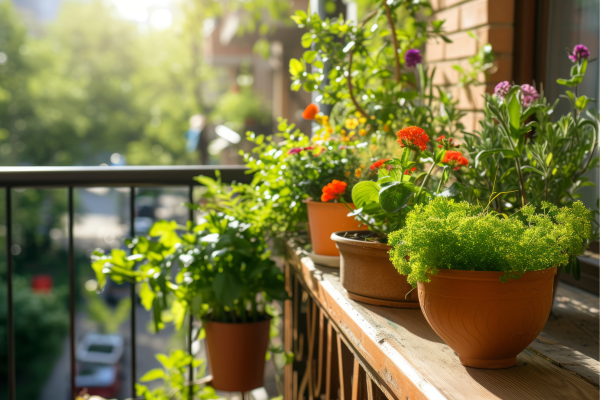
[332,231,419,308]
[205,318,271,392]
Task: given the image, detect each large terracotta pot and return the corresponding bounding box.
[205,319,270,392]
[332,231,419,308]
[418,267,557,369]
[305,201,367,256]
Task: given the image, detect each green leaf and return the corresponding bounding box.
[575,95,595,111]
[301,32,313,48]
[379,182,415,213]
[520,166,544,176]
[289,58,304,76]
[212,272,242,308]
[140,368,164,382]
[438,182,465,198]
[303,50,317,63]
[474,149,518,168]
[508,93,521,139]
[140,282,155,310]
[351,181,380,209]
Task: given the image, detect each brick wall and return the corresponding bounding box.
[427,0,515,131]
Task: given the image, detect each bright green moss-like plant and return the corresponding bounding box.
[388,197,591,287]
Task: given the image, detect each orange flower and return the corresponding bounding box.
[302,103,319,120]
[369,159,390,171]
[321,180,347,202]
[396,126,429,152]
[404,167,417,175]
[442,150,469,171]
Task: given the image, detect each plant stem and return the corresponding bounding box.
[383,2,401,84]
[417,63,426,104]
[339,198,386,238]
[416,162,436,201]
[436,167,448,195]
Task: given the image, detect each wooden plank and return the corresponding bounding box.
[352,359,367,400]
[326,323,340,400]
[290,251,599,400]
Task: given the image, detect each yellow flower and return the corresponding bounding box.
[341,129,347,134]
[359,117,367,124]
[405,118,410,123]
[345,171,351,177]
[354,111,362,118]
[355,168,362,178]
[360,164,365,169]
[345,118,359,130]
[383,124,390,132]
[326,127,333,134]
[370,115,376,120]
[359,128,367,136]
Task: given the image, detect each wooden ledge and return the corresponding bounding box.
[286,243,599,400]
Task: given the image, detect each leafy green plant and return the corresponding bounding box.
[350,127,469,238]
[91,212,287,328]
[389,197,592,287]
[136,350,217,400]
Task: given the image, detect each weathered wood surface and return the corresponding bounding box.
[286,244,600,400]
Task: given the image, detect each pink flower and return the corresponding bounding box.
[404,49,422,67]
[569,44,590,63]
[287,147,303,155]
[521,84,539,107]
[494,81,510,99]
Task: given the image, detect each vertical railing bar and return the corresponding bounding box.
[130,186,137,399]
[68,187,76,399]
[188,184,194,399]
[6,187,15,400]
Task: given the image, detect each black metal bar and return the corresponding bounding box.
[188,184,194,399]
[0,165,250,187]
[6,187,15,400]
[130,187,137,399]
[68,187,76,399]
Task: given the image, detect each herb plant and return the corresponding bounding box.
[389,197,592,287]
[91,212,287,328]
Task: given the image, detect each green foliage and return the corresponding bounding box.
[389,198,592,287]
[86,294,131,334]
[91,211,287,327]
[135,350,218,400]
[0,277,69,399]
[211,88,272,133]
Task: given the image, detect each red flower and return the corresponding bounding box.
[287,147,303,155]
[370,159,390,171]
[404,167,417,175]
[321,180,347,202]
[442,150,469,171]
[302,103,319,120]
[396,126,429,152]
[436,135,445,143]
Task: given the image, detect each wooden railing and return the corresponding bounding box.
[283,240,600,400]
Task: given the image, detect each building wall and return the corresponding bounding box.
[427,0,515,131]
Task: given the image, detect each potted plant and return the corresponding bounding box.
[388,197,592,369]
[331,124,469,307]
[240,107,368,258]
[458,44,599,287]
[91,211,288,392]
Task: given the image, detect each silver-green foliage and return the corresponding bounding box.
[388,197,591,287]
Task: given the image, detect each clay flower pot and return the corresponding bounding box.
[304,201,367,256]
[418,267,557,369]
[332,231,419,308]
[205,318,271,392]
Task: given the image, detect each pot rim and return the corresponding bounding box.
[204,317,272,326]
[303,199,355,207]
[331,230,389,250]
[424,267,557,282]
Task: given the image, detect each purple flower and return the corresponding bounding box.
[404,49,422,67]
[494,81,511,99]
[520,84,539,107]
[287,147,303,155]
[569,44,590,63]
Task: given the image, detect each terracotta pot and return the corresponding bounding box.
[332,231,419,308]
[205,318,271,392]
[418,267,557,369]
[304,201,367,256]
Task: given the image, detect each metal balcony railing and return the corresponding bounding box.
[0,165,252,400]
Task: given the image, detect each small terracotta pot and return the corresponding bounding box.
[418,267,557,369]
[304,201,367,256]
[205,318,271,392]
[332,231,419,308]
